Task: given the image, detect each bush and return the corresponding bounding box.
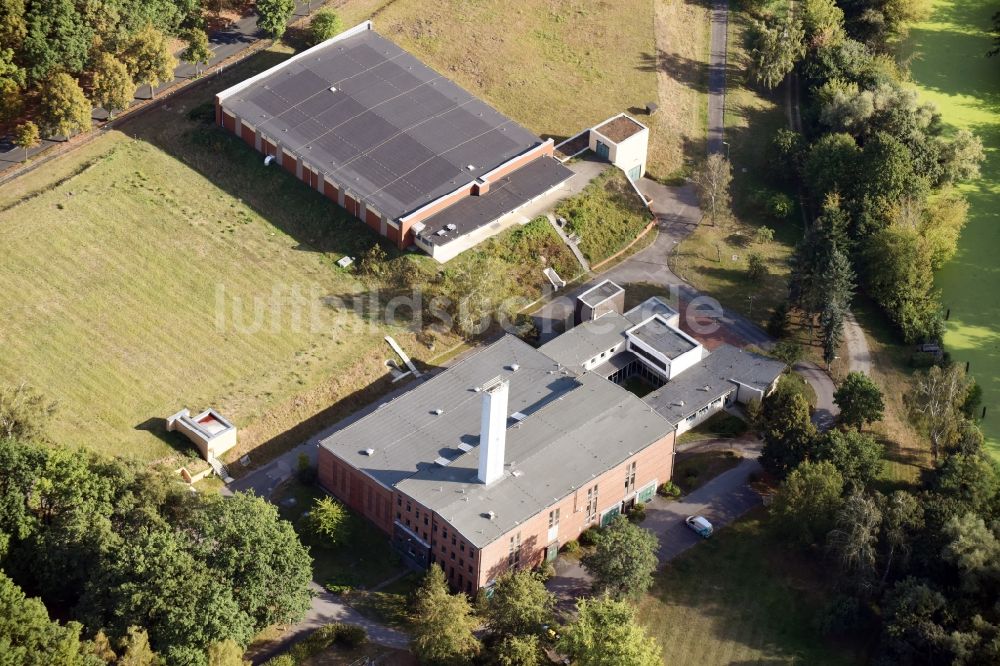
[325,583,352,595]
[310,9,344,44]
[766,301,790,338]
[561,539,580,555]
[262,656,295,666]
[627,502,647,523]
[537,560,556,580]
[187,101,215,123]
[658,481,681,498]
[746,252,767,281]
[335,623,367,648]
[579,526,603,546]
[296,453,317,484]
[767,193,794,220]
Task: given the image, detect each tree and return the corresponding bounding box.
[304,495,348,545]
[771,340,803,367]
[38,72,91,138]
[13,121,39,162]
[0,382,54,441]
[581,515,658,600]
[0,76,22,124]
[0,570,94,666]
[820,299,844,367]
[882,578,950,663]
[483,569,554,638]
[20,0,93,83]
[909,364,971,461]
[91,53,134,118]
[804,132,859,202]
[754,226,775,244]
[933,453,1000,517]
[256,0,295,39]
[819,245,854,367]
[990,10,1000,57]
[938,129,985,185]
[746,251,767,281]
[207,639,249,666]
[558,596,662,666]
[123,24,176,99]
[118,626,158,666]
[802,0,845,47]
[692,153,732,225]
[411,565,480,665]
[834,372,885,428]
[941,512,1000,593]
[496,634,542,666]
[878,490,923,584]
[771,460,844,546]
[827,491,882,592]
[760,384,816,478]
[89,630,116,663]
[310,9,343,45]
[814,428,884,489]
[746,14,806,89]
[182,28,212,76]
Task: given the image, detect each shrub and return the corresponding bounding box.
[746,252,768,281]
[767,301,790,338]
[767,193,794,220]
[335,623,367,647]
[325,583,352,595]
[627,502,647,523]
[537,560,556,580]
[296,453,316,484]
[310,9,344,45]
[262,656,295,666]
[658,481,681,498]
[754,226,775,244]
[579,526,603,546]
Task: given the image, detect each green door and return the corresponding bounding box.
[596,140,610,160]
[627,164,641,182]
[600,505,621,527]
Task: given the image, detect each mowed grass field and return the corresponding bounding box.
[906,0,1000,456]
[638,510,865,665]
[0,50,430,464]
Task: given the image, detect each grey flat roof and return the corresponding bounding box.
[628,316,697,359]
[319,335,672,548]
[578,280,624,308]
[220,28,542,221]
[624,296,678,325]
[643,344,785,424]
[538,311,633,368]
[418,156,574,246]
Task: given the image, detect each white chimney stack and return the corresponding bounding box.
[477,376,509,485]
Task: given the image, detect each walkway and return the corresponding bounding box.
[0,0,323,172]
[706,0,730,155]
[547,439,764,606]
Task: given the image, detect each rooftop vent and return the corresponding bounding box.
[466,164,475,170]
[446,223,457,231]
[509,363,520,372]
[457,443,474,453]
[328,86,337,92]
[434,456,451,467]
[512,470,524,477]
[486,511,496,520]
[364,448,375,456]
[510,411,527,422]
[433,408,443,415]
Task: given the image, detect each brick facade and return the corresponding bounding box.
[317,429,675,593]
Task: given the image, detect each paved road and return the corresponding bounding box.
[706,0,730,156]
[0,0,320,168]
[547,439,764,606]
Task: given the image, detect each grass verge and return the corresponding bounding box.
[676,411,748,445]
[638,508,866,665]
[672,449,742,494]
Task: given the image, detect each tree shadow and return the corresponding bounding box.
[636,50,710,95]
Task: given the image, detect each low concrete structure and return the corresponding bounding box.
[588,114,649,182]
[166,408,237,460]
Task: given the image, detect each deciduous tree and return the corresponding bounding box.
[38,72,91,138]
[692,153,732,225]
[182,28,212,76]
[827,491,883,592]
[411,565,480,665]
[303,495,348,545]
[558,596,661,666]
[760,384,816,478]
[771,460,844,546]
[814,428,884,489]
[496,634,542,666]
[581,515,658,600]
[20,0,93,83]
[909,364,971,461]
[91,52,134,118]
[13,120,39,162]
[483,569,554,638]
[256,0,295,39]
[123,23,176,99]
[0,382,54,441]
[0,570,93,665]
[310,9,343,45]
[834,372,885,428]
[747,14,806,89]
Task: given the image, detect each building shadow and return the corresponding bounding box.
[134,416,197,455]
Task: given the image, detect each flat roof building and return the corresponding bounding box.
[216,21,573,260]
[316,282,783,593]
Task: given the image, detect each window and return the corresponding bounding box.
[625,461,637,494]
[442,528,447,539]
[405,519,410,527]
[450,551,456,561]
[585,484,599,522]
[415,510,420,520]
[423,516,429,526]
[548,508,560,528]
[508,532,521,567]
[406,501,411,512]
[460,542,465,553]
[397,497,402,507]
[396,512,401,520]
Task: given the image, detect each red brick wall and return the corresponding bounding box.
[222,111,236,132]
[386,222,401,245]
[344,193,358,217]
[318,448,394,534]
[474,431,675,588]
[262,138,277,157]
[215,98,222,125]
[365,208,381,231]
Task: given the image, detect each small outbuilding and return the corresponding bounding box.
[167,408,237,461]
[589,113,649,182]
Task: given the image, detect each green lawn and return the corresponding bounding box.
[556,169,654,264]
[905,0,1000,456]
[671,449,742,494]
[274,480,405,590]
[676,411,748,445]
[638,510,866,665]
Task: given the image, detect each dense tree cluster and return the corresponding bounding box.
[763,358,1000,662]
[0,436,312,665]
[746,0,984,345]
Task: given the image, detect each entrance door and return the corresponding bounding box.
[627,164,641,181]
[596,140,610,160]
[545,542,558,562]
